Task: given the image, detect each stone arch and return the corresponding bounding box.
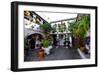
[24,28,45,39]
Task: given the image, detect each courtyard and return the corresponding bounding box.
[24,11,90,62]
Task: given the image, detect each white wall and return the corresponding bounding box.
[0,0,99,73]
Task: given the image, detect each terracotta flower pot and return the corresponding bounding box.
[37,49,45,60]
[80,47,85,52]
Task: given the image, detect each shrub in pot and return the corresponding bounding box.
[37,39,50,60]
[68,14,90,52]
[42,39,52,55]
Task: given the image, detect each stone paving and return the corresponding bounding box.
[24,46,82,62]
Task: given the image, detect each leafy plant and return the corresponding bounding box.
[63,37,68,45]
[76,15,90,38]
[40,23,53,33]
[68,14,90,48]
[68,14,90,38]
[52,24,57,33]
[58,24,64,32]
[42,39,50,48]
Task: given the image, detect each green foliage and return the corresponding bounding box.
[58,24,65,32]
[42,39,50,48]
[63,37,68,44]
[77,15,90,38]
[68,21,77,34]
[68,14,90,38]
[52,23,67,33]
[52,24,57,33]
[40,23,53,33]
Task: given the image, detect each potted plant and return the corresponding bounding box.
[68,14,90,52]
[37,49,45,61]
[42,39,52,55]
[76,15,90,52]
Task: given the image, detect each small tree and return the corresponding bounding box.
[68,14,90,50]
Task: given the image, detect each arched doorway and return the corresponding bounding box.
[27,33,44,39]
[26,33,44,50]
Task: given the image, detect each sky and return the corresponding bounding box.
[36,11,77,23]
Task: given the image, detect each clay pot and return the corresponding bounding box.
[37,49,45,60]
[80,47,85,52]
[80,47,88,53]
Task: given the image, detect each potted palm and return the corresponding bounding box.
[68,14,90,52]
[37,49,45,60]
[37,39,52,60]
[76,15,90,52]
[42,39,52,55]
